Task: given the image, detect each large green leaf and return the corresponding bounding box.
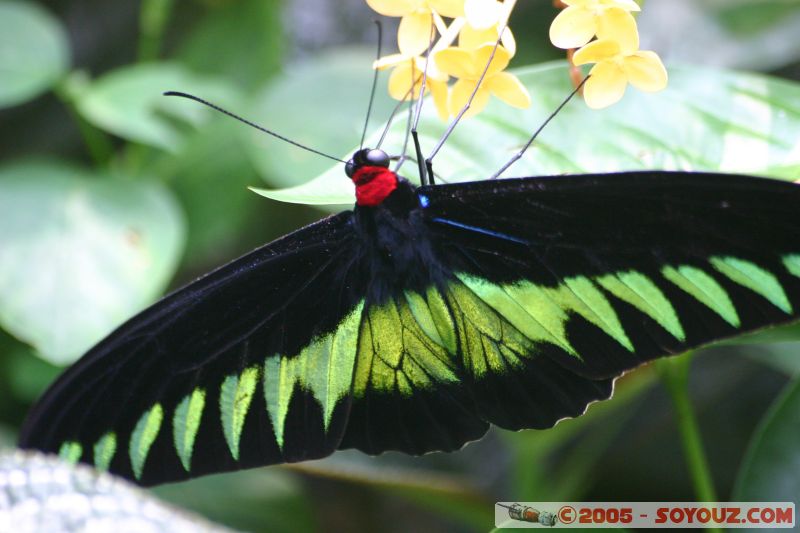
[246,47,395,191]
[0,160,185,365]
[176,0,284,91]
[73,62,237,151]
[733,376,800,502]
[0,1,69,108]
[255,61,800,205]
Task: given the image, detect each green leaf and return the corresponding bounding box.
[0,1,69,108]
[73,62,237,151]
[246,47,395,192]
[176,0,284,91]
[153,469,316,533]
[257,61,800,205]
[0,159,185,365]
[733,376,800,501]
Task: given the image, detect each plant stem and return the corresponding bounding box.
[138,0,175,62]
[54,75,114,168]
[657,354,720,517]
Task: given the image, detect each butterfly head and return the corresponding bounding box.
[346,148,398,207]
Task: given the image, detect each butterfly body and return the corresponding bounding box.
[19,148,800,485]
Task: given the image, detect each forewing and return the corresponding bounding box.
[19,212,366,485]
[418,172,800,381]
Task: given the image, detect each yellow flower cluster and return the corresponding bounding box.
[367,0,530,119]
[550,0,668,109]
[366,0,667,117]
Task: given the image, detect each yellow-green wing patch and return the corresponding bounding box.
[662,265,740,327]
[710,256,793,314]
[129,403,163,480]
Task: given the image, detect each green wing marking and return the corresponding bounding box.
[710,256,793,314]
[263,301,364,448]
[662,265,740,327]
[220,367,259,461]
[597,271,686,341]
[354,297,459,394]
[129,403,163,480]
[58,441,82,464]
[785,254,800,279]
[93,432,117,471]
[173,388,206,471]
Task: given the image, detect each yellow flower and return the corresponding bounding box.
[375,53,451,120]
[435,43,530,117]
[549,0,640,50]
[366,0,466,56]
[460,0,515,55]
[573,36,667,109]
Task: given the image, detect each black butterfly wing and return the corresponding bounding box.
[416,171,800,393]
[19,212,367,485]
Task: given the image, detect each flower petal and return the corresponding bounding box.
[573,38,621,65]
[549,6,597,49]
[584,61,628,109]
[474,43,511,77]
[388,62,422,100]
[366,0,418,17]
[374,53,409,70]
[448,79,491,118]
[624,51,668,92]
[596,7,639,54]
[500,26,516,56]
[434,46,478,79]
[429,0,465,18]
[398,11,436,57]
[486,71,531,108]
[459,24,496,49]
[429,78,451,120]
[600,0,641,12]
[464,0,502,30]
[413,55,449,81]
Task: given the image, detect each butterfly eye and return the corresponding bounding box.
[345,159,356,178]
[365,149,390,168]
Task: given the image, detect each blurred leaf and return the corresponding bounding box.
[743,342,800,377]
[0,159,185,365]
[640,0,800,71]
[153,469,315,533]
[151,117,262,264]
[715,0,800,35]
[246,47,395,191]
[177,0,283,90]
[73,62,237,151]
[1,450,236,531]
[0,1,69,108]
[733,376,800,502]
[257,62,800,205]
[291,453,493,530]
[6,341,60,403]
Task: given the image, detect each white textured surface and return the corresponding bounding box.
[0,450,235,533]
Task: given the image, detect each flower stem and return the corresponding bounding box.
[138,0,175,62]
[657,354,720,520]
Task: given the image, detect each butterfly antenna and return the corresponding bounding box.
[163,91,346,164]
[411,15,437,186]
[360,20,384,150]
[425,17,508,180]
[489,75,588,180]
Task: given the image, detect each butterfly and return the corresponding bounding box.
[18,78,800,485]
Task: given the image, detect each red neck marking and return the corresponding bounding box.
[352,166,398,207]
